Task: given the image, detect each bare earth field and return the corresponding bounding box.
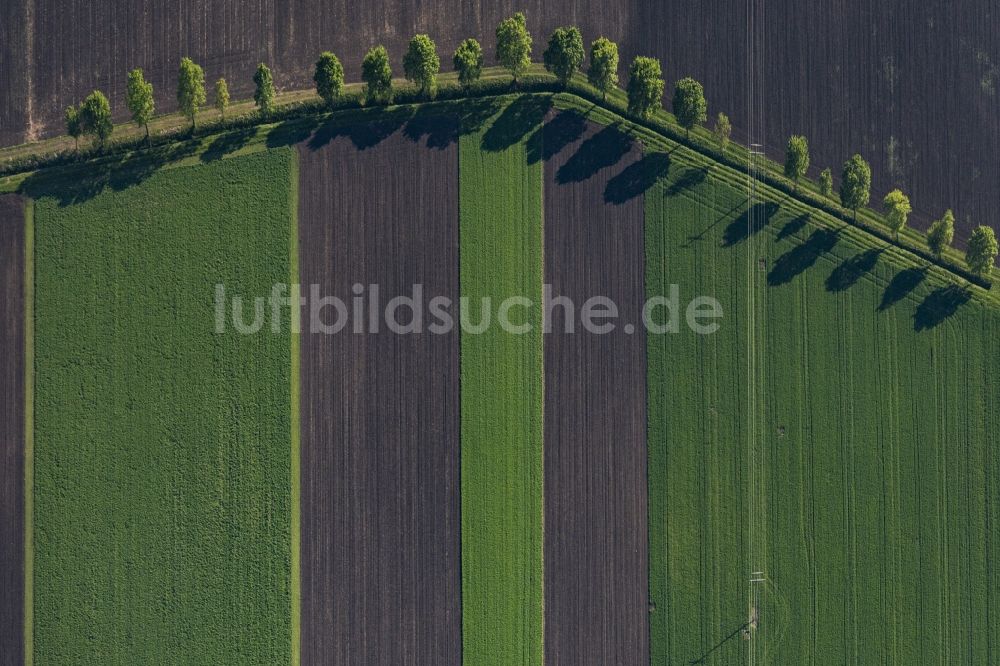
[0,194,24,666]
[1,1,997,238]
[297,120,462,664]
[542,119,649,665]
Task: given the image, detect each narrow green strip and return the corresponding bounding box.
[23,197,34,666]
[288,149,301,666]
[459,106,544,664]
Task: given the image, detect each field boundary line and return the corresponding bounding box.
[289,148,301,666]
[23,196,34,666]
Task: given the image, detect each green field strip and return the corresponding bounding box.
[31,149,295,664]
[288,151,301,666]
[23,196,34,666]
[459,104,544,664]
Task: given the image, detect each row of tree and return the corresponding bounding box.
[57,12,997,276]
[772,133,997,276]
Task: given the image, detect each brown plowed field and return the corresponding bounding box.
[0,194,24,666]
[542,119,649,665]
[297,120,461,665]
[2,1,996,238]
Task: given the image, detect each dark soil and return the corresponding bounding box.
[542,120,649,664]
[0,194,24,666]
[296,122,461,664]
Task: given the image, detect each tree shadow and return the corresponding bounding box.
[457,97,503,134]
[306,111,412,152]
[265,116,321,149]
[201,127,256,162]
[603,152,671,204]
[776,213,809,241]
[913,284,971,331]
[481,95,551,152]
[879,266,927,311]
[767,228,840,286]
[19,140,199,206]
[825,248,882,292]
[555,123,632,184]
[403,109,459,149]
[722,201,780,247]
[664,166,708,197]
[539,110,587,162]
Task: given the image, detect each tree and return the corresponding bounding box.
[966,225,998,277]
[713,112,731,151]
[253,63,276,116]
[818,167,833,197]
[627,56,664,119]
[362,45,393,105]
[926,209,955,259]
[215,78,230,118]
[882,189,912,240]
[64,105,82,151]
[79,90,113,148]
[840,154,871,220]
[453,38,483,88]
[496,12,532,83]
[543,26,584,86]
[784,135,809,190]
[673,77,707,137]
[177,57,206,129]
[587,37,619,100]
[313,52,344,107]
[403,34,440,98]
[126,68,154,141]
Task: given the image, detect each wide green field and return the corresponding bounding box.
[637,100,1000,662]
[31,150,295,663]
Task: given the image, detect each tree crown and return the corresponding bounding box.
[496,12,532,80]
[403,34,440,97]
[543,26,584,85]
[967,225,998,276]
[65,105,81,136]
[362,45,393,104]
[714,112,732,148]
[453,38,484,87]
[126,68,154,129]
[79,90,113,146]
[587,37,619,96]
[215,78,230,114]
[784,135,810,182]
[882,189,912,233]
[626,56,664,119]
[818,167,833,196]
[177,57,206,123]
[313,52,344,106]
[253,63,276,115]
[672,77,707,131]
[840,154,872,211]
[927,209,955,257]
